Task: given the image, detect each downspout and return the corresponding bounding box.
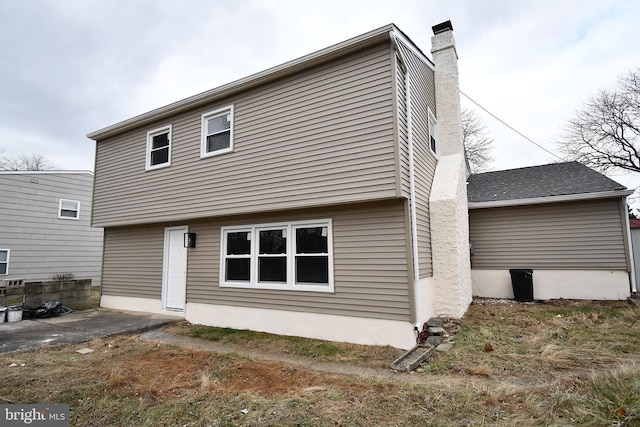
[622,199,638,293]
[391,31,422,331]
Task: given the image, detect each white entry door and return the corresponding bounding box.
[162,226,188,311]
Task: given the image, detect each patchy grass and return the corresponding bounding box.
[1,300,639,426]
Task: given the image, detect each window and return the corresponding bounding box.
[428,109,437,154]
[58,199,80,220]
[221,219,333,292]
[0,250,8,275]
[201,106,233,157]
[146,125,172,170]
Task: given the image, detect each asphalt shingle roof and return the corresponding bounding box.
[467,161,627,203]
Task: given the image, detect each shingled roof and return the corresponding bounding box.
[467,161,630,207]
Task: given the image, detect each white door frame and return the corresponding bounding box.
[162,225,188,311]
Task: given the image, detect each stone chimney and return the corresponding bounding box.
[427,20,473,319]
[431,20,464,156]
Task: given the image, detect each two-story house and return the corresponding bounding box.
[0,171,103,287]
[87,22,471,349]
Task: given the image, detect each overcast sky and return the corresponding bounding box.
[1,0,639,195]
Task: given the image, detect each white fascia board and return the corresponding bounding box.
[88,24,397,141]
[468,189,634,209]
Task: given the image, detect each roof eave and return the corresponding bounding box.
[87,24,398,141]
[468,189,634,209]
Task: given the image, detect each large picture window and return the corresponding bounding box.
[220,219,333,292]
[201,106,233,157]
[146,125,172,170]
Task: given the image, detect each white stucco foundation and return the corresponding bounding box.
[472,269,631,300]
[101,295,185,317]
[186,303,417,350]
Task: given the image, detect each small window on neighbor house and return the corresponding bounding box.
[201,106,233,157]
[146,125,172,170]
[58,199,80,220]
[0,250,9,275]
[428,109,437,154]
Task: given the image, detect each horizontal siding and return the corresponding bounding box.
[396,40,437,278]
[102,224,166,299]
[102,200,411,321]
[0,173,103,286]
[93,42,398,227]
[469,199,628,270]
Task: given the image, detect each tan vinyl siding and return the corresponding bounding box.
[396,40,437,278]
[102,200,411,321]
[93,42,398,228]
[102,224,166,299]
[469,199,629,270]
[188,200,411,321]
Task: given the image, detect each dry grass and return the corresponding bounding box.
[0,300,638,426]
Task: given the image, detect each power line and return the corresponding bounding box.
[459,89,564,161]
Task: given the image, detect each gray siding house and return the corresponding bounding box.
[88,22,473,349]
[0,171,103,287]
[467,162,634,300]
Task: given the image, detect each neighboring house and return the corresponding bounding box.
[0,171,104,287]
[467,162,635,300]
[87,22,472,349]
[629,218,640,289]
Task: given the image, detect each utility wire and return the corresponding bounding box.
[459,89,564,161]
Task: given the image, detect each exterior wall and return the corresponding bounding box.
[469,199,629,270]
[93,42,399,228]
[395,39,437,279]
[472,270,630,300]
[101,200,412,322]
[631,228,640,290]
[0,172,103,287]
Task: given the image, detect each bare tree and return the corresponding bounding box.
[0,152,54,171]
[559,68,640,174]
[462,108,494,172]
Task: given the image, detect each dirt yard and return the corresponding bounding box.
[1,299,639,426]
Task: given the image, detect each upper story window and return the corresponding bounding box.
[428,109,437,154]
[58,199,80,220]
[220,219,333,292]
[201,106,233,158]
[0,249,9,275]
[146,125,172,170]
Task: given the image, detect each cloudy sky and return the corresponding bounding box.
[1,0,638,193]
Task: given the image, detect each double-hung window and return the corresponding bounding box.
[0,249,9,275]
[58,199,80,220]
[146,125,172,170]
[221,219,333,292]
[201,106,233,157]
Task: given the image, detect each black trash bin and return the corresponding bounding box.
[509,269,534,302]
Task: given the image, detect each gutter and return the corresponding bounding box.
[468,189,634,209]
[88,24,398,141]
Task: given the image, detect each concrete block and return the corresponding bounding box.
[43,283,60,293]
[426,318,444,328]
[5,285,25,296]
[426,336,443,347]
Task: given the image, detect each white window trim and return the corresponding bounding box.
[220,219,334,293]
[146,125,172,171]
[58,199,80,220]
[0,249,9,275]
[428,107,438,155]
[201,105,234,158]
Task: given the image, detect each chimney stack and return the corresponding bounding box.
[431,21,463,156]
